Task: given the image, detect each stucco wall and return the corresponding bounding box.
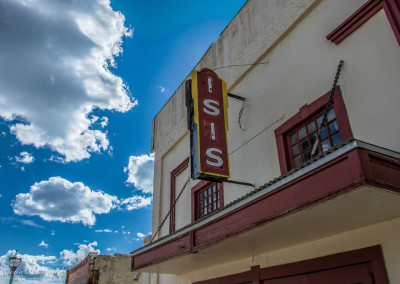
[95,255,135,284]
[178,218,400,284]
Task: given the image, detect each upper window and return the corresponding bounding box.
[288,108,342,168]
[275,87,353,174]
[191,181,223,222]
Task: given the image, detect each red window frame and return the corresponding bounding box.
[169,157,189,234]
[275,87,353,174]
[191,180,224,222]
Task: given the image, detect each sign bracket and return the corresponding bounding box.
[224,179,255,187]
[228,93,246,101]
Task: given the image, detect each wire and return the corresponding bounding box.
[229,115,285,156]
[214,61,268,70]
[150,177,191,244]
[238,100,249,131]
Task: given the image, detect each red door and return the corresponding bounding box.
[263,263,372,284]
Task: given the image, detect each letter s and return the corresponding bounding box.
[205,148,224,167]
[203,99,220,116]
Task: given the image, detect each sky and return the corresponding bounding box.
[0,0,247,282]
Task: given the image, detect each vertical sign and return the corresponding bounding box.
[186,68,230,181]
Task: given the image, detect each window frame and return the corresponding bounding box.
[274,87,353,174]
[169,157,189,234]
[191,180,224,223]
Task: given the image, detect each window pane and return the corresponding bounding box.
[217,191,219,198]
[199,192,203,199]
[309,133,317,146]
[307,121,316,133]
[299,127,307,139]
[204,199,207,206]
[317,115,324,127]
[217,200,220,207]
[212,185,216,193]
[291,144,299,156]
[300,138,309,150]
[208,205,212,212]
[327,109,336,121]
[320,127,328,140]
[213,194,216,201]
[213,203,216,210]
[290,133,298,144]
[294,155,302,167]
[303,150,311,162]
[199,210,203,217]
[203,190,207,197]
[321,139,331,152]
[313,145,321,156]
[328,120,339,133]
[204,207,207,214]
[208,196,212,204]
[208,187,211,195]
[332,132,342,146]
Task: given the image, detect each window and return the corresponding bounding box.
[288,108,342,168]
[191,181,223,222]
[170,157,189,233]
[275,87,353,174]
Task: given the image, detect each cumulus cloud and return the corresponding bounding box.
[0,250,64,282]
[118,196,152,211]
[13,177,117,226]
[0,0,136,162]
[137,232,145,238]
[15,151,34,164]
[60,241,99,267]
[124,153,154,193]
[39,240,48,248]
[106,247,116,252]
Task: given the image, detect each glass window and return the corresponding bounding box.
[196,183,223,220]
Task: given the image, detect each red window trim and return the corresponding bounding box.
[191,180,224,223]
[274,87,353,174]
[327,0,400,47]
[169,157,189,234]
[194,246,389,284]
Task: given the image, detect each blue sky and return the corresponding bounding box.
[0,0,246,282]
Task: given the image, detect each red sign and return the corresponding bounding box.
[189,68,230,181]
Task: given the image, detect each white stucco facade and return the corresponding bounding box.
[137,0,400,283]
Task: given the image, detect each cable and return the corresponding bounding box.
[150,177,191,244]
[229,115,285,156]
[213,61,268,70]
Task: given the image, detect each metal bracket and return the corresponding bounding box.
[224,179,255,187]
[228,93,246,101]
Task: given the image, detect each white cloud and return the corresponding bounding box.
[51,230,55,236]
[119,196,152,211]
[60,241,99,266]
[95,229,112,233]
[0,250,64,282]
[0,217,44,228]
[13,177,117,226]
[124,153,155,193]
[121,225,125,229]
[100,117,109,128]
[39,240,48,248]
[158,85,167,93]
[137,232,145,238]
[15,151,34,164]
[0,0,136,162]
[106,247,116,252]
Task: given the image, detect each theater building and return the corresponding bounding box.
[131,0,400,283]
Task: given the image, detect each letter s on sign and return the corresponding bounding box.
[203,99,220,116]
[205,148,224,167]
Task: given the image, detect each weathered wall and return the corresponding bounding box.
[95,255,135,284]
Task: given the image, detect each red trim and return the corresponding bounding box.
[327,0,400,46]
[170,157,189,233]
[191,180,224,222]
[131,148,400,270]
[383,0,400,45]
[274,87,352,174]
[194,246,388,284]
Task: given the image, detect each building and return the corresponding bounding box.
[65,253,136,284]
[131,0,400,283]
